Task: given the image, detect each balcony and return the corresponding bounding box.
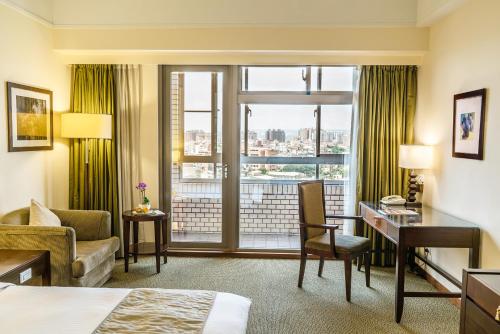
[171,180,346,249]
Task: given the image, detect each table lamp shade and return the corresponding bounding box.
[61,113,112,139]
[399,145,433,170]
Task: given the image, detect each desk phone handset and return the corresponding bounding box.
[380,195,406,206]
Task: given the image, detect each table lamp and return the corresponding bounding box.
[399,145,433,207]
[61,113,112,207]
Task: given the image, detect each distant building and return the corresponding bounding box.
[248,131,258,141]
[265,129,286,142]
[298,128,315,141]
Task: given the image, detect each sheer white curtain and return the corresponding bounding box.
[343,66,360,235]
[115,64,142,256]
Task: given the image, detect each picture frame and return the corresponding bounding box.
[452,88,486,160]
[6,82,53,152]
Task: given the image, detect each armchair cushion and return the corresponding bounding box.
[51,209,111,241]
[72,237,120,278]
[305,233,370,254]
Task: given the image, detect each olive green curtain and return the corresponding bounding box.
[69,64,119,238]
[356,65,417,266]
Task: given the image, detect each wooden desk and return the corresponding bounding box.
[0,249,51,286]
[358,202,480,323]
[122,210,169,274]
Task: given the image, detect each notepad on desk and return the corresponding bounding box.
[377,208,419,216]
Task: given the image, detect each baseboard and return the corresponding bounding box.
[418,266,461,308]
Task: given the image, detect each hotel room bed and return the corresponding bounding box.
[0,283,251,334]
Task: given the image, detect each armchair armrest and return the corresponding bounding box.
[299,223,339,230]
[51,209,111,241]
[326,215,363,221]
[0,225,76,286]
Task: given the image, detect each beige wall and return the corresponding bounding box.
[0,5,70,215]
[415,0,500,287]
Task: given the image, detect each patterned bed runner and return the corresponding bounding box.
[94,289,216,334]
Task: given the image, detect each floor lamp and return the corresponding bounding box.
[61,113,112,208]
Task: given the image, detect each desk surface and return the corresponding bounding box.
[361,201,479,229]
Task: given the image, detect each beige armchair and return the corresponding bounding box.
[0,208,119,287]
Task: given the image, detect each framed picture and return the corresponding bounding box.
[6,82,53,152]
[452,88,486,160]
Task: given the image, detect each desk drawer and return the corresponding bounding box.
[467,274,500,320]
[363,208,388,235]
[463,298,500,334]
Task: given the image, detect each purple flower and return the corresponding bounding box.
[136,182,147,191]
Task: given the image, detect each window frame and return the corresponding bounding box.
[239,65,356,183]
[178,72,222,180]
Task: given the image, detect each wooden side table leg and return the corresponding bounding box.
[154,220,161,274]
[162,218,168,264]
[124,220,130,272]
[133,221,139,263]
[42,252,51,286]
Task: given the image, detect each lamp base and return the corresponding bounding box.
[407,169,419,203]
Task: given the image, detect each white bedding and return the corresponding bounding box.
[0,284,250,334]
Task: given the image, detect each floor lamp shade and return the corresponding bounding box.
[61,113,112,139]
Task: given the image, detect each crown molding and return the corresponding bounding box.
[0,0,53,27]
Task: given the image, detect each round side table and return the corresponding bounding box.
[122,210,169,274]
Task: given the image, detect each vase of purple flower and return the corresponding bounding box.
[136,182,151,213]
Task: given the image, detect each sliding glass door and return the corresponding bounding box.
[159,65,355,251]
[161,66,237,249]
[238,66,355,250]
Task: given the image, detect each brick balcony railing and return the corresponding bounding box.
[171,182,345,235]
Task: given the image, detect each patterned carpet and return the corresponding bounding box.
[104,257,459,334]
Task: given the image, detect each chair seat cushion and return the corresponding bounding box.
[305,233,370,254]
[72,237,120,278]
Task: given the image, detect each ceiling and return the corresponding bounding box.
[1,0,468,28]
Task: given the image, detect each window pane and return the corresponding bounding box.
[241,164,316,181]
[321,67,354,91]
[320,105,352,154]
[244,104,316,157]
[319,164,349,181]
[182,163,214,179]
[184,112,211,156]
[184,72,212,111]
[242,67,306,91]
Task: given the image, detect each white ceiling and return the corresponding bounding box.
[1,0,467,27]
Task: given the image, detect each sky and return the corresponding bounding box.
[181,68,354,132]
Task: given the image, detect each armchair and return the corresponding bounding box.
[297,180,371,301]
[0,208,119,287]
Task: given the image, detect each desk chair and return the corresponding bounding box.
[298,180,371,301]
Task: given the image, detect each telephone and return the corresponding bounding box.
[380,195,406,206]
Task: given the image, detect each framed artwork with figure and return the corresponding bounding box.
[452,88,486,160]
[6,82,53,152]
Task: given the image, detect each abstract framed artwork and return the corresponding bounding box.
[6,82,53,152]
[452,88,486,160]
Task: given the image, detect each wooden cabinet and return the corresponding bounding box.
[460,269,500,334]
[0,249,51,286]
